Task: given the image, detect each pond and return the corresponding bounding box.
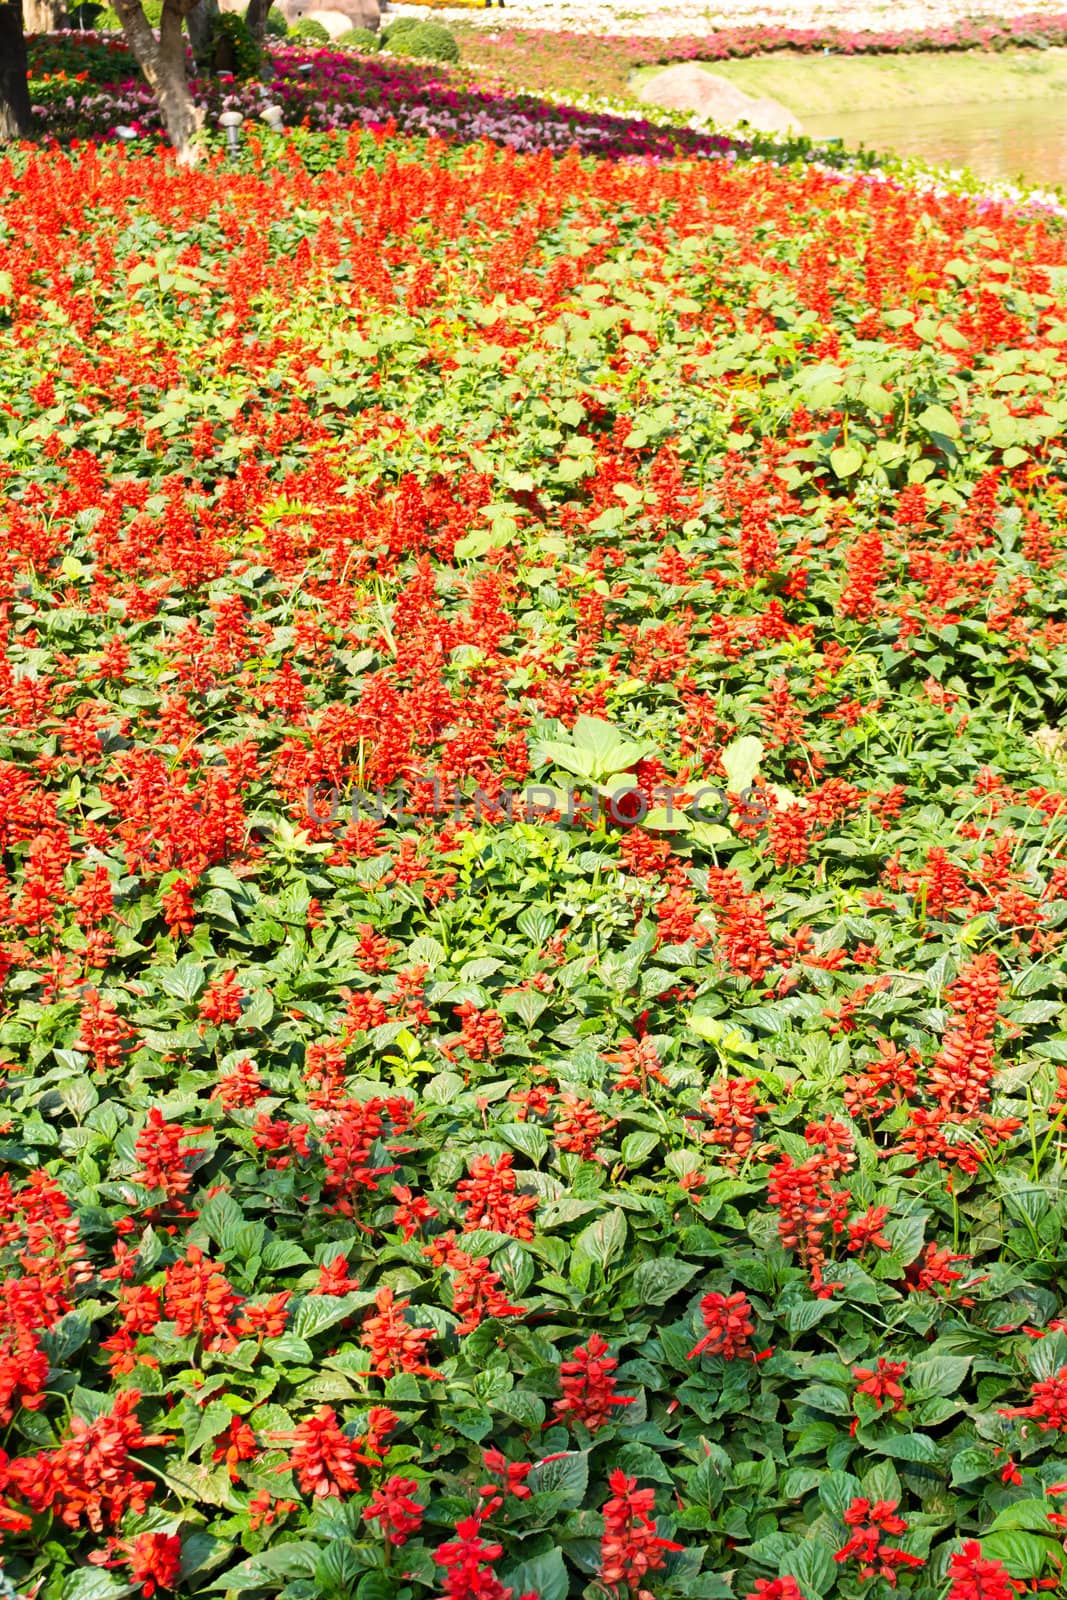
[803,98,1067,190]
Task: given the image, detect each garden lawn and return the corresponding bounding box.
[5,125,1067,1600]
[631,46,1067,116]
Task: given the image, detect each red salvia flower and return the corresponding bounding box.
[198,970,245,1029]
[391,1183,439,1240]
[852,1358,908,1412]
[554,1332,635,1433]
[6,1389,170,1531]
[212,1417,258,1482]
[90,1532,182,1598]
[160,875,196,938]
[0,1324,50,1424]
[946,1541,1024,1600]
[77,986,135,1075]
[1000,1365,1067,1431]
[454,1001,505,1060]
[833,1497,925,1586]
[552,1093,616,1160]
[928,953,1004,1115]
[747,1581,805,1600]
[687,1291,757,1362]
[603,1035,669,1096]
[433,1514,537,1600]
[478,1447,532,1513]
[599,1469,684,1594]
[312,1255,359,1296]
[279,1406,365,1498]
[212,1056,263,1109]
[360,1285,437,1380]
[131,1107,208,1207]
[364,1474,423,1545]
[457,1152,538,1240]
[162,1246,241,1350]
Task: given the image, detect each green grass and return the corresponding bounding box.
[632,47,1067,116]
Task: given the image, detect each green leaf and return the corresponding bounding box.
[830,444,864,478]
[502,1549,568,1600]
[1027,1328,1067,1380]
[866,1431,940,1464]
[980,1531,1060,1579]
[188,1400,234,1457]
[721,735,763,794]
[621,1131,660,1164]
[950,1448,994,1486]
[537,715,656,784]
[200,1191,246,1253]
[785,1300,838,1334]
[818,1471,861,1517]
[39,1313,91,1366]
[314,1542,365,1596]
[156,957,207,1003]
[883,1212,927,1266]
[632,1257,700,1307]
[357,1578,398,1600]
[918,403,960,438]
[499,1121,548,1165]
[528,1450,589,1507]
[909,1355,971,1396]
[208,1543,323,1591]
[289,1292,374,1342]
[778,1538,837,1597]
[62,1573,126,1600]
[572,1207,628,1272]
[990,1500,1057,1534]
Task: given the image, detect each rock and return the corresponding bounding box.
[634,62,802,136]
[277,0,380,29]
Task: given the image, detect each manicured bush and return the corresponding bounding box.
[289,15,330,41]
[379,13,421,44]
[388,18,458,59]
[337,23,378,49]
[265,4,289,34]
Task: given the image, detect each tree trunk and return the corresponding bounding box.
[23,0,66,31]
[0,0,32,141]
[244,0,269,47]
[111,0,204,162]
[185,0,216,63]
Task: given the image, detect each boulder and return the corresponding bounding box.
[281,0,380,28]
[634,62,801,137]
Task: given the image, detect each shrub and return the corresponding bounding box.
[200,10,263,76]
[337,24,378,49]
[265,5,288,34]
[388,19,458,60]
[380,15,420,44]
[289,16,330,41]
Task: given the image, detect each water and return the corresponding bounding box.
[804,99,1067,190]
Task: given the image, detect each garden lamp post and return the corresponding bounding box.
[262,104,284,130]
[219,109,243,158]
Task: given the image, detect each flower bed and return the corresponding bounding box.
[480,9,1067,58]
[443,12,1067,100]
[24,34,749,152]
[4,119,1067,1600]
